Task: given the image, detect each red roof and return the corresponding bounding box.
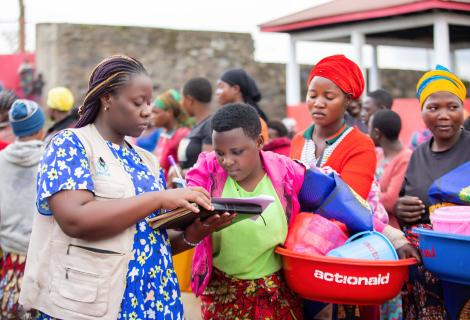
[260,0,470,33]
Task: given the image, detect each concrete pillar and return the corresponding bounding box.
[450,49,457,72]
[351,31,367,94]
[369,45,380,92]
[433,17,451,68]
[286,36,301,105]
[425,49,433,70]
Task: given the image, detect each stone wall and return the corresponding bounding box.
[36,23,287,119]
[377,69,422,98]
[37,23,456,121]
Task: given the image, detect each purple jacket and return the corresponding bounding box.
[186,150,305,295]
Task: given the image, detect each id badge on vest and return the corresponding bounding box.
[96,156,110,177]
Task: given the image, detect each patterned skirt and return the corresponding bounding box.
[200,268,302,320]
[0,252,37,319]
[402,224,448,320]
[380,294,403,320]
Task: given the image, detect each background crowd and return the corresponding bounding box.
[0,53,469,320]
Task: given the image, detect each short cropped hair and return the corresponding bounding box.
[372,109,402,140]
[368,89,394,109]
[212,103,261,140]
[183,77,212,104]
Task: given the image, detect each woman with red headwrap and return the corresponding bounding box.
[290,54,376,200]
[291,55,384,319]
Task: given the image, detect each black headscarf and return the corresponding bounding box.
[220,69,268,122]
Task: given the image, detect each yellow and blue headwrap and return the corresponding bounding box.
[416,65,466,109]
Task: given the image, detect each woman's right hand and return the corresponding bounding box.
[395,196,425,225]
[159,187,213,213]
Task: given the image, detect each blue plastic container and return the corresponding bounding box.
[299,169,374,234]
[327,231,398,261]
[414,227,470,285]
[442,280,470,320]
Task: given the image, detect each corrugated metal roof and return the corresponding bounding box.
[260,0,470,32]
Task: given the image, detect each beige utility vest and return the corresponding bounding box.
[20,124,160,319]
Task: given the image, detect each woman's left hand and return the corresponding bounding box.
[396,243,422,264]
[184,212,237,244]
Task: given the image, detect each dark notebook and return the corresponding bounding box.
[148,196,274,230]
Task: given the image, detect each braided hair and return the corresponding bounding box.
[76,55,148,128]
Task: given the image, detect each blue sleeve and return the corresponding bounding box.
[36,130,94,215]
[159,168,167,189]
[136,128,161,152]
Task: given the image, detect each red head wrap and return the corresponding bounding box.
[307,54,364,99]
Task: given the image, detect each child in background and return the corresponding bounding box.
[370,110,412,229]
[360,89,394,126]
[0,99,46,319]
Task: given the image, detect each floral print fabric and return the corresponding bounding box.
[0,253,37,319]
[200,268,301,320]
[401,225,447,320]
[35,130,183,320]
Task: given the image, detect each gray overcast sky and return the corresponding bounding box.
[1,0,469,78]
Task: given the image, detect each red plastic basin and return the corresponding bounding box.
[276,246,417,305]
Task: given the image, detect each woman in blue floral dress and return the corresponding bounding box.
[19,55,235,320]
